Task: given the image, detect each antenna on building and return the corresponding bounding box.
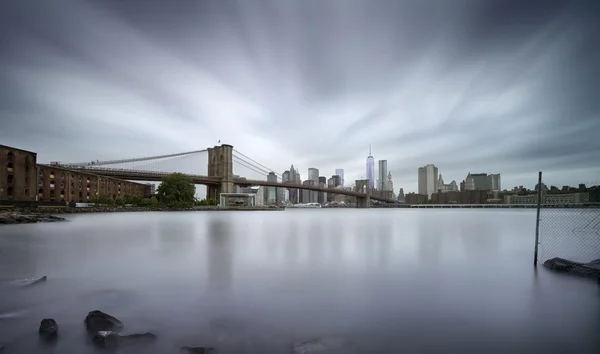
[369,144,371,156]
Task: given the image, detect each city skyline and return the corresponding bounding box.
[1,0,598,193]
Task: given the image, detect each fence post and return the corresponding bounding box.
[533,171,543,267]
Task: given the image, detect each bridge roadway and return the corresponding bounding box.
[49,166,398,203]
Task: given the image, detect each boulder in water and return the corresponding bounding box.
[39,318,59,339]
[180,346,217,353]
[93,331,156,348]
[84,310,124,332]
[543,257,600,278]
[292,336,349,354]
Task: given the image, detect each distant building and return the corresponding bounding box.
[265,172,277,205]
[329,175,341,187]
[489,174,501,191]
[387,172,394,196]
[397,188,405,202]
[301,180,315,203]
[318,177,327,204]
[464,173,501,191]
[405,192,428,204]
[366,145,375,190]
[437,174,459,193]
[431,190,488,204]
[418,164,438,199]
[335,169,345,186]
[378,160,388,191]
[0,144,38,201]
[505,192,589,205]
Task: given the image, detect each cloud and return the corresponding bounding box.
[0,0,599,194]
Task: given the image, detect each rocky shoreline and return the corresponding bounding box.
[0,211,66,225]
[0,206,284,224]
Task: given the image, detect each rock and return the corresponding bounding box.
[180,347,217,353]
[544,257,600,278]
[6,276,47,287]
[292,337,348,354]
[84,310,124,332]
[93,331,156,348]
[0,212,66,225]
[39,318,59,339]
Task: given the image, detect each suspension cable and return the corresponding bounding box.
[233,149,281,176]
[233,156,283,180]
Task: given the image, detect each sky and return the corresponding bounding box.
[1,0,599,193]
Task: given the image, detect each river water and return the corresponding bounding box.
[0,209,598,353]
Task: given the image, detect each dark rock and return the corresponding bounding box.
[292,337,349,354]
[544,257,600,278]
[6,276,47,287]
[84,310,124,332]
[39,318,59,339]
[180,346,217,353]
[93,331,156,348]
[0,212,66,225]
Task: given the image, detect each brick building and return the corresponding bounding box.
[0,145,38,201]
[431,190,489,204]
[405,192,428,204]
[37,165,151,203]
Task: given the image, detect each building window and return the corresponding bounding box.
[7,174,14,184]
[50,171,55,179]
[24,188,29,195]
[7,162,14,173]
[7,151,14,161]
[7,187,13,198]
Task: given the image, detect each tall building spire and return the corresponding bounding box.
[369,144,372,156]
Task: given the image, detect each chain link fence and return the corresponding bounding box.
[537,178,600,265]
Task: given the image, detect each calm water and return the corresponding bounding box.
[0,209,598,354]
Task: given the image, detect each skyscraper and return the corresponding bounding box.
[378,160,388,191]
[266,172,277,205]
[308,168,319,182]
[335,169,345,186]
[418,164,438,199]
[488,174,501,191]
[366,145,375,190]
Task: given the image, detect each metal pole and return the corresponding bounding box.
[534,171,542,267]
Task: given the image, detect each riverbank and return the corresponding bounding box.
[0,206,284,225]
[0,211,66,224]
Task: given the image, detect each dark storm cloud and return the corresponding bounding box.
[0,0,599,191]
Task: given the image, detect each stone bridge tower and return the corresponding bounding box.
[207,144,234,199]
[355,179,371,208]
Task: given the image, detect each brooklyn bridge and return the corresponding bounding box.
[42,144,400,208]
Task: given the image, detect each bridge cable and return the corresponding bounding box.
[61,149,207,167]
[232,152,277,176]
[232,156,278,179]
[232,155,282,180]
[232,149,281,176]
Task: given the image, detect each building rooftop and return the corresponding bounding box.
[0,144,38,156]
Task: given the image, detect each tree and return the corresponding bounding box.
[157,173,195,205]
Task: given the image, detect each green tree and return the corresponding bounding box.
[157,173,195,205]
[115,196,125,206]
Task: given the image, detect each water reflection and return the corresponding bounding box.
[284,219,299,265]
[307,221,324,266]
[459,212,501,259]
[418,213,441,264]
[156,216,196,255]
[0,228,37,280]
[206,216,233,293]
[376,221,393,268]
